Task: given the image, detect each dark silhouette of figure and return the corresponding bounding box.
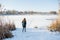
[22,18,26,32]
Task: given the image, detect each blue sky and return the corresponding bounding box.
[0,0,58,12]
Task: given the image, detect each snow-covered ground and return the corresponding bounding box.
[1,15,60,40]
[5,28,60,40]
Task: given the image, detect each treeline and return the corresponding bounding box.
[0,4,58,15]
[0,10,57,15]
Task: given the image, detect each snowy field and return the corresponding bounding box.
[0,15,58,28]
[0,15,59,40]
[5,28,60,40]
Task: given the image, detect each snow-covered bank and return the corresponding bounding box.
[5,28,60,40]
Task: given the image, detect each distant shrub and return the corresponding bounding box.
[0,22,15,40]
[34,26,38,29]
[48,19,60,32]
[0,26,13,39]
[4,31,13,38]
[4,23,16,31]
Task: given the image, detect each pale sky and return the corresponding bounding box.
[0,0,58,12]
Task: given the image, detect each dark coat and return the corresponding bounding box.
[22,18,26,28]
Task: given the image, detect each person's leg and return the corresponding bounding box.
[25,25,26,32]
[22,27,24,32]
[22,28,23,32]
[23,25,26,32]
[25,27,26,32]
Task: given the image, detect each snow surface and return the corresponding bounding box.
[1,15,59,40]
[5,28,60,40]
[0,15,58,28]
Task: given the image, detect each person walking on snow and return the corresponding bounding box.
[22,18,26,32]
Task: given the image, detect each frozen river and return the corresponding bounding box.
[0,15,57,28]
